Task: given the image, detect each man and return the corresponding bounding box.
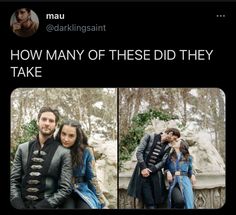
[10,107,72,209]
[11,8,39,37]
[127,128,181,209]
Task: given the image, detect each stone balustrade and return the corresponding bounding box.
[119,172,225,209]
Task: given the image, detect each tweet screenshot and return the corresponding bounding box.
[1,0,234,213]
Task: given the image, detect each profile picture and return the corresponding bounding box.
[10,8,39,37]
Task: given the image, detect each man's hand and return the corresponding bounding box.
[166,171,173,182]
[141,168,152,177]
[12,22,21,31]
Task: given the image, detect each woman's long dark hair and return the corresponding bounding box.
[170,139,190,161]
[56,119,88,167]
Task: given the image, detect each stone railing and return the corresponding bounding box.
[119,172,225,209]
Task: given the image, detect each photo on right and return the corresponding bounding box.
[119,88,225,209]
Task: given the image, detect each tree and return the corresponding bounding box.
[11,88,117,151]
[119,88,225,162]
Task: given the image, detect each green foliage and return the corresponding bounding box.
[11,120,38,163]
[120,109,177,168]
[18,119,38,144]
[132,109,177,127]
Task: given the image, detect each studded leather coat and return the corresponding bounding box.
[10,137,72,209]
[127,133,171,204]
[136,133,171,172]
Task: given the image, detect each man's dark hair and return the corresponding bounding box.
[165,128,181,138]
[37,107,60,124]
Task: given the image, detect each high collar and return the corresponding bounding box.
[36,135,55,149]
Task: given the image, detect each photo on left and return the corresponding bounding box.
[10,88,117,209]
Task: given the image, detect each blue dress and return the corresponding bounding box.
[165,153,194,209]
[73,147,105,209]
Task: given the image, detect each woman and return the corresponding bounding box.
[165,139,196,209]
[56,120,108,209]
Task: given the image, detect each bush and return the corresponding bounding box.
[11,120,38,163]
[119,109,177,168]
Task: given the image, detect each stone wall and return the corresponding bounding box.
[119,173,225,209]
[90,138,117,208]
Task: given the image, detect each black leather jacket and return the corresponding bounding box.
[10,139,72,209]
[136,133,171,173]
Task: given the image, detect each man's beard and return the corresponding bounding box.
[39,128,55,137]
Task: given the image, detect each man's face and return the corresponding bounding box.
[162,132,179,143]
[15,9,30,23]
[38,112,57,137]
[169,134,179,143]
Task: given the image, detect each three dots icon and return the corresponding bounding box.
[216,14,226,18]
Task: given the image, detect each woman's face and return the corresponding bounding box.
[172,139,181,149]
[15,8,30,23]
[60,125,77,148]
